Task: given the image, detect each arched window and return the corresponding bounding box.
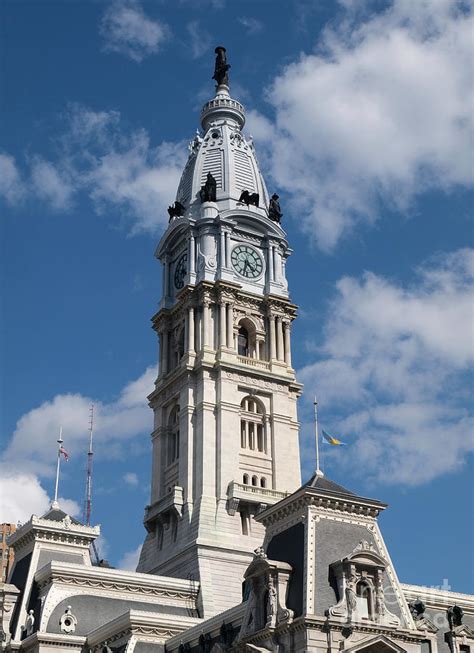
[240,396,265,453]
[243,474,249,485]
[251,475,258,486]
[167,405,180,465]
[356,581,372,619]
[260,477,266,488]
[238,326,249,356]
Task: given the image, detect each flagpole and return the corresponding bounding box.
[52,427,63,509]
[314,396,324,477]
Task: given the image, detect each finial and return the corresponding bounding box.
[212,45,230,90]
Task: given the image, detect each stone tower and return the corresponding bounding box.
[137,49,302,618]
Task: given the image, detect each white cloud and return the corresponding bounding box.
[117,544,142,571]
[30,156,75,210]
[124,472,139,486]
[186,20,212,59]
[1,365,156,476]
[0,469,80,524]
[100,0,169,62]
[299,248,474,485]
[256,0,473,249]
[0,153,26,205]
[238,17,263,35]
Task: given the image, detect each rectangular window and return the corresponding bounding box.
[421,641,432,653]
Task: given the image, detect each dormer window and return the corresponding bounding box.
[356,581,372,619]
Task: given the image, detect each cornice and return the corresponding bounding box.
[401,583,474,613]
[87,609,201,648]
[20,632,86,651]
[34,561,199,603]
[9,515,99,553]
[257,487,386,527]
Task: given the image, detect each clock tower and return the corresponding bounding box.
[137,48,302,618]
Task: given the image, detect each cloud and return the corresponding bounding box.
[0,366,155,526]
[117,544,142,570]
[238,17,263,35]
[1,365,156,476]
[30,156,75,210]
[100,0,169,62]
[124,472,139,486]
[1,105,186,234]
[299,248,474,485]
[255,0,473,249]
[0,469,80,524]
[0,153,26,205]
[186,20,212,59]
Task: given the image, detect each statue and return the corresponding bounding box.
[266,576,278,628]
[23,610,35,637]
[447,605,464,630]
[213,46,230,87]
[345,573,357,622]
[239,189,259,207]
[268,193,283,223]
[409,598,426,621]
[199,172,217,203]
[168,201,186,222]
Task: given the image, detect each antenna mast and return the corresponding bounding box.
[84,404,94,525]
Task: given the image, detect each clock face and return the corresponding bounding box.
[174,253,187,289]
[231,244,263,280]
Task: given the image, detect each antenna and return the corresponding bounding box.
[314,396,324,477]
[83,404,94,525]
[83,404,100,565]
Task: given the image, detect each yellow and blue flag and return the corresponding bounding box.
[322,430,347,446]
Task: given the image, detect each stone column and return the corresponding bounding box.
[202,300,210,348]
[219,301,226,348]
[220,231,226,269]
[269,315,276,360]
[284,321,291,366]
[276,316,284,361]
[158,332,163,375]
[225,232,231,268]
[268,246,274,282]
[226,302,233,349]
[162,329,169,374]
[188,307,195,353]
[189,234,195,274]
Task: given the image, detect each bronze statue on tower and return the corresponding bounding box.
[213,46,230,86]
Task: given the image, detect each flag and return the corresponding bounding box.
[59,446,70,461]
[322,430,346,446]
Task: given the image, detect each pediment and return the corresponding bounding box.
[337,541,387,568]
[344,634,407,653]
[415,617,438,633]
[453,624,474,638]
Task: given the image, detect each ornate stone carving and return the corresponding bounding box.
[59,606,78,634]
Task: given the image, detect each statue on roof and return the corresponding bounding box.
[213,46,230,86]
[199,172,217,203]
[269,193,283,223]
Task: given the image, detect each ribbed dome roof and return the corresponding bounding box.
[176,84,270,218]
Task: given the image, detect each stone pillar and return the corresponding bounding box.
[202,300,210,348]
[188,307,195,353]
[189,234,195,274]
[268,246,274,282]
[226,303,233,349]
[276,316,284,361]
[284,321,291,366]
[158,332,163,375]
[220,231,226,269]
[162,329,169,374]
[219,301,226,348]
[269,315,276,360]
[225,232,231,268]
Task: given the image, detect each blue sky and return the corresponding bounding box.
[1,0,473,590]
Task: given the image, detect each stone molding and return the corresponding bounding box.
[401,584,474,613]
[34,562,199,603]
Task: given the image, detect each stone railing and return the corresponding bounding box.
[237,355,270,370]
[227,481,289,506]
